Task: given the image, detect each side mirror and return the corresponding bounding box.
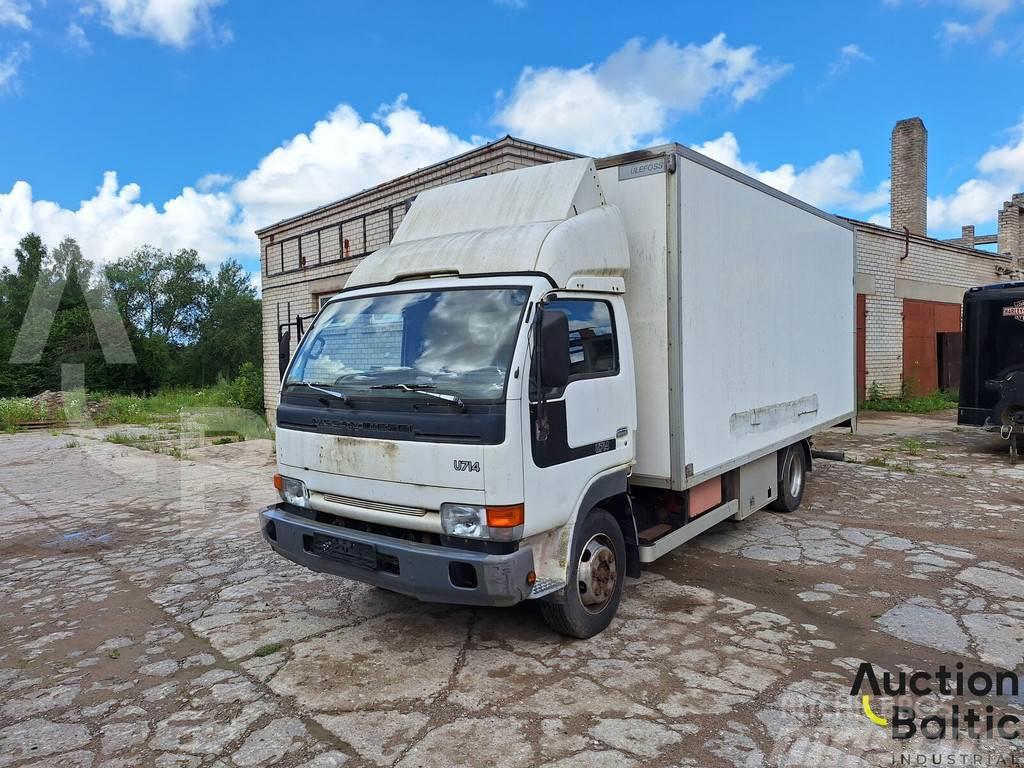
[539,309,570,390]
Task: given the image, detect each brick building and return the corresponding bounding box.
[256,119,1024,420]
[852,118,1022,398]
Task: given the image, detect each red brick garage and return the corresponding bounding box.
[902,299,962,396]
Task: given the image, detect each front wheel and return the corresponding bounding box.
[540,509,625,639]
[770,444,807,513]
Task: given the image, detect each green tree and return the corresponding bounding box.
[191,259,262,385]
[105,246,209,344]
[1,234,262,398]
[0,235,50,395]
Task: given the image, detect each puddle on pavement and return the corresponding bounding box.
[42,529,114,551]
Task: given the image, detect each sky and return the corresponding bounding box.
[2,0,1024,280]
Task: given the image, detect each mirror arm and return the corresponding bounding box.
[533,303,550,443]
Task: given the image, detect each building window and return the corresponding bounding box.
[316,292,339,310]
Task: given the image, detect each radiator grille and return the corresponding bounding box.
[320,493,427,517]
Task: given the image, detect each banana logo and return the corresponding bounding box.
[862,695,888,726]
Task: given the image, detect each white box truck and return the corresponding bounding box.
[261,145,856,638]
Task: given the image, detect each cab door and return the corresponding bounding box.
[522,294,636,535]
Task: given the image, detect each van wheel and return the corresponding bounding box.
[540,509,625,639]
[770,446,806,513]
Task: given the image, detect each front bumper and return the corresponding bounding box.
[259,504,535,607]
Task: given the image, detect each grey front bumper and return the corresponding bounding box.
[259,504,535,607]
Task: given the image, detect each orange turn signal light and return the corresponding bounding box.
[273,473,284,491]
[486,504,524,528]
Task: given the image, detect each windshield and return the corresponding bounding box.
[285,286,530,401]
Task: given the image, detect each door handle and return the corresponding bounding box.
[616,426,628,438]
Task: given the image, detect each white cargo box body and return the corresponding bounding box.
[596,148,856,490]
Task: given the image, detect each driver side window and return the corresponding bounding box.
[544,299,618,382]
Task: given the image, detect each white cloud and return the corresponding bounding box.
[828,43,872,77]
[66,22,93,54]
[939,0,1017,42]
[889,0,1021,51]
[495,35,791,156]
[234,96,475,231]
[196,172,232,192]
[0,97,477,270]
[0,173,243,269]
[0,42,28,94]
[929,120,1024,230]
[0,0,30,29]
[91,0,230,48]
[691,131,889,213]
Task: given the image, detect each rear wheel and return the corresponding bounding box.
[770,445,806,513]
[540,509,625,639]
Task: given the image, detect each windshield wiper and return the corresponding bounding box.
[369,383,466,412]
[288,382,352,407]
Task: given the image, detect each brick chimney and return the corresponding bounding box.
[890,118,928,236]
[998,193,1024,260]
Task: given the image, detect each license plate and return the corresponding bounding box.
[311,534,377,570]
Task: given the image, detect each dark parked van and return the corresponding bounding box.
[959,281,1024,460]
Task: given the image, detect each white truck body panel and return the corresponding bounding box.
[597,149,855,488]
[676,158,855,482]
[392,158,603,243]
[593,168,672,483]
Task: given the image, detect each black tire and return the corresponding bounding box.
[770,445,806,513]
[540,509,625,639]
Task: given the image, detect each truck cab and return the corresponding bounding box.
[262,159,639,637]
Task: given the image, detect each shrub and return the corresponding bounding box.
[223,362,264,413]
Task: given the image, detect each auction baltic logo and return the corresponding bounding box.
[852,662,1022,748]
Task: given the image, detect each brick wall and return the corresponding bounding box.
[257,137,576,422]
[854,221,1015,397]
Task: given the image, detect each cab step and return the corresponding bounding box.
[528,577,566,599]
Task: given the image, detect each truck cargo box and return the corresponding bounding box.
[596,147,856,490]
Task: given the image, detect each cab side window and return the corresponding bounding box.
[544,299,618,381]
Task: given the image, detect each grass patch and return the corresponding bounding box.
[2,372,270,438]
[212,436,237,445]
[940,470,968,479]
[0,398,46,432]
[253,642,284,657]
[900,437,924,456]
[863,456,915,473]
[105,432,137,445]
[861,389,958,413]
[63,440,81,449]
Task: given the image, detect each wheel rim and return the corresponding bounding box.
[577,533,618,614]
[787,453,804,499]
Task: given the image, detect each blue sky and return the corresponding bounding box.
[2,0,1024,278]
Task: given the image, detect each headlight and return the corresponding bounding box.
[440,503,523,541]
[274,474,309,509]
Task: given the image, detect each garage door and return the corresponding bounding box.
[903,299,961,396]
